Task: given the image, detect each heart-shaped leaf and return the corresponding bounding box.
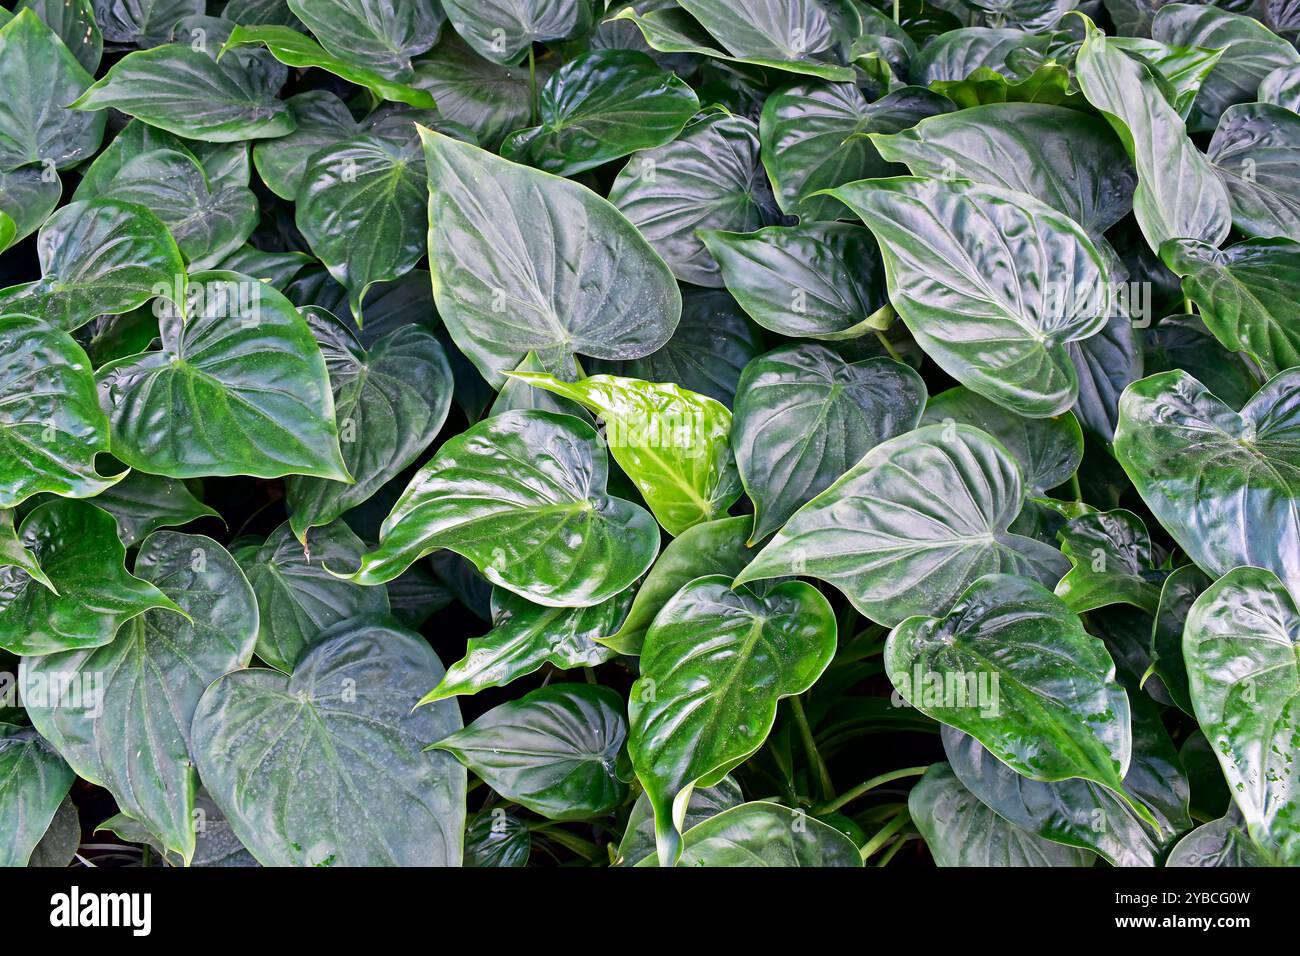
[79,148,258,270]
[1162,237,1300,379]
[502,50,699,176]
[734,346,927,543]
[1075,13,1230,251]
[433,683,628,820]
[759,81,950,222]
[920,387,1082,494]
[95,0,205,46]
[886,574,1139,812]
[1260,61,1300,111]
[251,91,361,201]
[345,409,659,606]
[870,102,1135,237]
[700,223,889,340]
[942,693,1191,866]
[0,199,184,332]
[0,723,73,867]
[1055,509,1168,615]
[609,112,780,287]
[221,25,438,108]
[441,0,593,66]
[828,177,1113,418]
[286,311,451,540]
[735,424,1069,626]
[1115,367,1300,598]
[295,134,428,318]
[0,10,105,172]
[629,575,836,866]
[22,532,257,862]
[284,0,442,80]
[421,127,680,387]
[192,614,466,866]
[600,514,758,656]
[640,801,862,867]
[420,585,630,702]
[909,762,1095,866]
[235,519,389,674]
[410,32,550,150]
[509,371,741,536]
[0,314,121,509]
[0,499,183,656]
[95,271,350,481]
[1183,566,1300,864]
[1207,103,1300,242]
[71,43,295,142]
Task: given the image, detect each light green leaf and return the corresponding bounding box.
[642,801,862,867]
[1055,509,1167,615]
[508,371,741,536]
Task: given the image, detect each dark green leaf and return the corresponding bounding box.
[285,0,442,80]
[829,177,1113,417]
[23,532,257,862]
[0,499,183,656]
[236,519,389,674]
[629,576,836,865]
[192,615,466,866]
[644,801,862,867]
[433,683,628,820]
[345,409,660,605]
[0,723,73,867]
[1055,509,1167,615]
[734,346,926,542]
[441,0,593,66]
[502,50,698,176]
[95,271,350,481]
[735,423,1069,626]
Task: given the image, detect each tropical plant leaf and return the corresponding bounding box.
[192,615,466,866]
[1183,566,1300,864]
[0,723,74,867]
[508,371,741,535]
[735,423,1069,626]
[0,499,184,656]
[1054,509,1168,615]
[235,519,389,674]
[629,575,836,866]
[22,532,257,862]
[828,176,1113,417]
[343,409,660,606]
[1114,367,1300,599]
[95,271,350,481]
[733,345,927,543]
[421,127,680,387]
[433,683,628,820]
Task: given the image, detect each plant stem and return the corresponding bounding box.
[814,765,927,815]
[893,0,900,23]
[874,329,904,363]
[875,832,913,867]
[1068,472,1082,503]
[860,810,910,861]
[789,695,835,802]
[528,45,539,125]
[1183,295,1194,315]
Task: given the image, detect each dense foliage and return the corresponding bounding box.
[0,0,1297,870]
